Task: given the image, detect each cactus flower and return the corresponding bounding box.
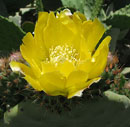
[10,9,111,99]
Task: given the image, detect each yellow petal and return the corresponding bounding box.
[34,12,48,42]
[34,12,49,59]
[21,13,49,66]
[57,10,82,51]
[72,12,84,33]
[41,62,57,74]
[43,12,76,50]
[10,61,35,78]
[35,12,48,39]
[30,59,42,78]
[56,9,72,19]
[89,36,111,79]
[20,32,34,62]
[72,12,87,25]
[57,9,78,34]
[66,71,89,98]
[73,12,87,22]
[42,61,75,77]
[93,36,111,57]
[20,32,42,68]
[24,75,42,91]
[66,70,88,89]
[77,59,92,74]
[57,61,75,77]
[39,72,67,96]
[82,18,105,52]
[79,36,92,60]
[78,36,111,79]
[67,77,101,99]
[10,61,43,91]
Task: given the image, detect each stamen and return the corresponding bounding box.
[48,44,79,66]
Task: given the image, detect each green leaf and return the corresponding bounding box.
[107,28,120,53]
[118,29,129,40]
[61,0,103,19]
[0,16,25,52]
[113,0,130,10]
[105,4,130,30]
[0,0,8,17]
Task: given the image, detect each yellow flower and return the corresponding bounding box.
[10,9,111,99]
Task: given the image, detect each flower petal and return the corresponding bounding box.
[82,18,105,52]
[42,61,75,78]
[57,61,75,77]
[20,32,34,62]
[34,12,48,41]
[66,71,88,98]
[79,36,92,60]
[66,71,88,88]
[67,77,101,99]
[41,62,57,74]
[57,9,78,34]
[57,10,82,51]
[78,36,111,79]
[44,12,79,50]
[24,75,42,91]
[10,61,35,78]
[77,59,92,74]
[34,12,49,59]
[88,36,111,78]
[39,72,67,96]
[21,13,49,66]
[20,32,44,69]
[73,12,87,22]
[10,61,43,91]
[72,12,86,26]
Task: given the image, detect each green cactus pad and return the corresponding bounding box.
[0,16,25,52]
[3,91,130,127]
[61,0,103,19]
[105,4,130,29]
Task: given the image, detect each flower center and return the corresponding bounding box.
[48,44,79,65]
